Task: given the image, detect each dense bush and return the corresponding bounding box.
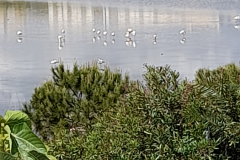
[24,61,240,159]
[185,63,240,159]
[22,61,130,139]
[78,64,216,159]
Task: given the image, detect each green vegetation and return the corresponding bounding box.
[22,61,240,159]
[23,61,130,140]
[0,110,55,160]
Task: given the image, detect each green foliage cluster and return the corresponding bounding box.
[24,61,240,159]
[186,63,240,159]
[0,110,55,160]
[23,61,130,139]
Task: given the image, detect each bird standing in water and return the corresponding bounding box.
[179,29,186,35]
[17,30,22,36]
[98,58,105,64]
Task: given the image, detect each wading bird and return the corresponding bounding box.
[234,15,240,20]
[103,31,107,36]
[179,29,186,35]
[111,32,115,37]
[50,59,59,64]
[98,58,105,64]
[17,30,22,36]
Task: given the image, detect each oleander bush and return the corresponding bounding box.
[186,63,240,159]
[79,64,216,159]
[23,61,240,159]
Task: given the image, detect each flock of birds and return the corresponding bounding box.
[15,27,187,65]
[91,27,187,47]
[14,15,240,65]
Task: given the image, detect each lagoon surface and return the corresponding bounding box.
[0,0,240,114]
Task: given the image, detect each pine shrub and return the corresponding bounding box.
[22,61,130,139]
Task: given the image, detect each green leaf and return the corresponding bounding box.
[47,155,57,160]
[4,111,31,130]
[11,123,47,156]
[10,134,18,155]
[0,151,16,160]
[4,125,18,155]
[18,147,33,160]
[12,122,30,134]
[0,115,5,124]
[28,150,50,160]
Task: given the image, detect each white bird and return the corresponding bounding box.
[153,34,157,41]
[58,35,64,44]
[98,58,105,64]
[179,29,186,35]
[92,28,96,33]
[111,32,115,37]
[50,59,59,64]
[103,31,107,36]
[205,126,210,140]
[97,30,101,35]
[127,28,133,33]
[131,30,136,36]
[112,39,115,44]
[234,15,240,20]
[61,29,65,34]
[17,30,22,36]
[58,35,64,50]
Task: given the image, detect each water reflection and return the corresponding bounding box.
[0,0,240,114]
[17,37,23,43]
[179,37,186,44]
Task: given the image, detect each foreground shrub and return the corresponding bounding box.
[63,64,215,159]
[27,61,240,159]
[80,63,240,159]
[47,129,84,160]
[22,61,130,139]
[185,63,240,159]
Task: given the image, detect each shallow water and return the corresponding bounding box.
[0,0,240,114]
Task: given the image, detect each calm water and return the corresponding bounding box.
[0,0,240,114]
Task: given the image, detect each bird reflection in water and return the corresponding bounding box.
[234,24,240,30]
[103,41,108,46]
[17,37,23,43]
[97,36,101,41]
[180,37,186,44]
[92,37,96,43]
[112,39,115,44]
